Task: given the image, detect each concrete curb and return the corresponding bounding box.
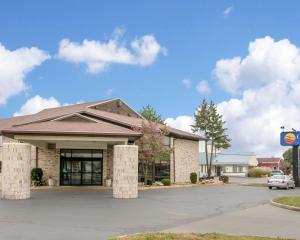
[139,182,224,191]
[270,200,300,212]
[29,182,224,192]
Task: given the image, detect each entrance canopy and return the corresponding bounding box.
[14,134,130,149]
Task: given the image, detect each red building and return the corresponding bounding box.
[257,157,283,170]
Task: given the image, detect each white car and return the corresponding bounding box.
[271,170,284,176]
[267,175,295,190]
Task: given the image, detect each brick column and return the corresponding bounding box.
[113,145,138,199]
[1,143,31,200]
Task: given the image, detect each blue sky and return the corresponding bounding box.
[1,1,300,155]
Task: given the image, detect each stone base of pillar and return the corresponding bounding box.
[1,143,31,200]
[113,145,138,199]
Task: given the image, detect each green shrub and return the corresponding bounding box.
[161,178,171,186]
[190,172,198,184]
[248,167,271,178]
[219,175,229,183]
[31,168,43,186]
[146,179,153,186]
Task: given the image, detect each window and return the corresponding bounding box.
[238,166,243,173]
[138,160,170,182]
[155,160,170,181]
[233,165,237,173]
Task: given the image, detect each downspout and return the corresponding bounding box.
[172,138,176,183]
[35,147,39,168]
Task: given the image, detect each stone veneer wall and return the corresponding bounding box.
[173,139,199,183]
[107,145,114,179]
[113,145,138,198]
[37,146,60,185]
[102,149,108,181]
[102,145,114,184]
[0,146,2,187]
[1,143,31,199]
[37,146,113,186]
[0,136,36,188]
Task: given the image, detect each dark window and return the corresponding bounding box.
[155,160,170,181]
[138,160,170,182]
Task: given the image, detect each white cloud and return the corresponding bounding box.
[182,79,192,89]
[223,6,233,17]
[167,37,300,156]
[57,30,166,74]
[214,36,300,156]
[14,95,61,116]
[165,115,194,133]
[196,80,210,94]
[0,43,50,105]
[214,36,300,94]
[131,35,167,66]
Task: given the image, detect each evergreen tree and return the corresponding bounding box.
[206,102,231,176]
[139,105,164,124]
[192,99,210,175]
[193,100,231,177]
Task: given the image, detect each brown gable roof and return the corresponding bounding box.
[0,101,100,129]
[2,120,141,137]
[0,98,204,141]
[82,108,203,141]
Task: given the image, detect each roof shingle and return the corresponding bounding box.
[0,98,204,141]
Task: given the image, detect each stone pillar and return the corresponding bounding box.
[1,143,31,200]
[113,145,138,199]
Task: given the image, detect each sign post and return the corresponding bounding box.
[292,145,299,183]
[280,131,300,184]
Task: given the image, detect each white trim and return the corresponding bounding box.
[14,135,128,143]
[50,113,101,123]
[87,98,118,108]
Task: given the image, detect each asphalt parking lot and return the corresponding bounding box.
[0,184,299,240]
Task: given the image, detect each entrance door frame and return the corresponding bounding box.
[60,149,103,186]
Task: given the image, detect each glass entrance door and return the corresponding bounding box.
[60,149,103,186]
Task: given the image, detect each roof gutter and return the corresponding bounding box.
[1,130,142,138]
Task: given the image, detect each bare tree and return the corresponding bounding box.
[136,121,172,184]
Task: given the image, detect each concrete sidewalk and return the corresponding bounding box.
[163,203,300,239]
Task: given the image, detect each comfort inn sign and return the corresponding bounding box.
[280,131,300,146]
